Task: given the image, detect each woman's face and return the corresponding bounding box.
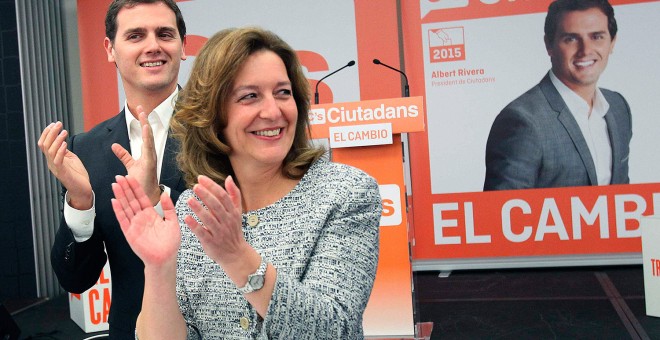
[223,49,298,170]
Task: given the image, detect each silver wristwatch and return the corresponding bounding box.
[237,257,267,294]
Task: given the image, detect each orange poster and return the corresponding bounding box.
[402,0,660,269]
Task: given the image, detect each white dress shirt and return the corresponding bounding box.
[550,71,612,185]
[63,89,178,242]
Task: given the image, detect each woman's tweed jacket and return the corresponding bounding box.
[175,158,382,339]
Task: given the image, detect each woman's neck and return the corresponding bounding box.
[232,162,299,212]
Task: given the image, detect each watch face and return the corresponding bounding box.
[249,275,265,290]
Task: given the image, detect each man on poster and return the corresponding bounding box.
[37,0,187,337]
[483,0,632,191]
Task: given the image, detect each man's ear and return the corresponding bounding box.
[543,34,553,56]
[104,37,115,63]
[609,35,617,54]
[181,36,187,61]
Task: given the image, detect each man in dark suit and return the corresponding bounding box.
[37,0,187,337]
[484,0,632,191]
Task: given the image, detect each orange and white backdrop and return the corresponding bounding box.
[401,0,660,269]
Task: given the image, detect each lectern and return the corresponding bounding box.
[310,96,426,338]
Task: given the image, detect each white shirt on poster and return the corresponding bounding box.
[550,71,611,185]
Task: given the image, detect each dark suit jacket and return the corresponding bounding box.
[484,74,632,191]
[50,110,186,337]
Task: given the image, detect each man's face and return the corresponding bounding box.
[104,2,186,96]
[545,7,616,98]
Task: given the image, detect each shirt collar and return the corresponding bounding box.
[124,88,178,133]
[549,70,609,119]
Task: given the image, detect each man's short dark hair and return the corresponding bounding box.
[105,0,186,42]
[544,0,617,42]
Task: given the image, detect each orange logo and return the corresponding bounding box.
[310,97,425,139]
[428,27,466,63]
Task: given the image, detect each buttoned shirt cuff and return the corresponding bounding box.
[153,184,171,217]
[63,191,96,243]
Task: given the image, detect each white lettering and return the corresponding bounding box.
[502,199,532,243]
[535,198,569,241]
[615,194,645,238]
[571,196,609,240]
[323,104,420,124]
[464,202,491,244]
[327,107,341,123]
[433,203,461,245]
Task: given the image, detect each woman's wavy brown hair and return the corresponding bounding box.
[171,27,325,188]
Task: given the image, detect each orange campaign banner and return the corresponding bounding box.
[401,0,660,271]
[413,183,659,261]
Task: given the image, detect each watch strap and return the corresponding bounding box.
[237,257,267,294]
